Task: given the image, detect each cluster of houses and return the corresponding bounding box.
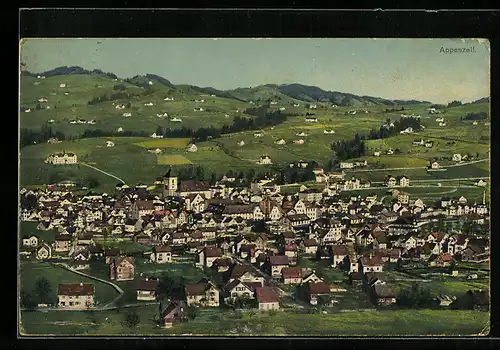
[19,166,490,325]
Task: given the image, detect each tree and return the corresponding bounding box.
[126,102,131,108]
[186,306,198,320]
[317,294,332,307]
[87,177,100,189]
[122,310,140,328]
[34,276,52,305]
[35,103,41,111]
[155,125,164,136]
[395,258,404,272]
[20,291,37,310]
[397,283,434,308]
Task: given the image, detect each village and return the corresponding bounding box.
[19,164,490,330]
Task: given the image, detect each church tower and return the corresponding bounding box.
[163,168,178,197]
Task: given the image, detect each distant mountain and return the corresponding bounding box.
[21,66,432,106]
[22,66,118,79]
[266,83,432,106]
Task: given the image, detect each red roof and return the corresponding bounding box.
[255,286,279,303]
[281,267,302,279]
[58,283,94,296]
[155,245,172,253]
[308,282,331,295]
[137,279,159,292]
[440,253,453,262]
[269,255,289,266]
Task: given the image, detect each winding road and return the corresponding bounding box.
[80,162,126,185]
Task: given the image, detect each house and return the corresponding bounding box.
[186,143,198,152]
[254,132,263,137]
[399,176,410,187]
[430,161,441,169]
[373,151,381,157]
[150,245,173,263]
[237,140,245,146]
[452,154,462,162]
[150,133,164,139]
[137,278,159,301]
[159,300,186,328]
[122,112,132,117]
[294,139,305,145]
[370,283,397,306]
[225,279,259,301]
[340,162,354,169]
[106,141,115,148]
[57,283,94,309]
[35,243,52,260]
[185,281,219,307]
[275,139,286,145]
[197,246,222,268]
[476,179,487,187]
[226,264,264,286]
[428,253,453,267]
[70,250,91,270]
[54,235,71,252]
[308,282,331,305]
[109,256,135,281]
[305,117,318,122]
[323,129,335,134]
[256,155,272,165]
[301,238,318,255]
[211,258,233,273]
[301,271,324,285]
[255,287,280,311]
[359,255,384,274]
[332,245,349,267]
[45,153,78,165]
[22,235,39,247]
[266,255,290,278]
[281,267,302,284]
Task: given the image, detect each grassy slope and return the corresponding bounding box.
[20,307,489,336]
[20,261,119,306]
[20,74,254,136]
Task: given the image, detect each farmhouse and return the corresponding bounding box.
[255,287,280,311]
[109,256,135,281]
[57,283,94,309]
[185,281,219,307]
[186,143,198,152]
[340,162,354,169]
[294,139,305,145]
[137,278,159,301]
[275,139,286,145]
[307,282,331,305]
[171,117,183,122]
[106,141,115,147]
[150,245,173,263]
[45,153,78,165]
[256,155,272,165]
[452,154,462,162]
[305,117,318,122]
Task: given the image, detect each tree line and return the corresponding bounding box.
[461,112,488,121]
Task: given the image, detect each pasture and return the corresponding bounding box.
[157,154,193,165]
[133,138,191,149]
[20,261,119,306]
[20,307,490,336]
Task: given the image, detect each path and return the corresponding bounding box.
[80,162,126,184]
[345,158,488,173]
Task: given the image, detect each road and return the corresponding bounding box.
[230,254,311,309]
[80,162,126,184]
[345,158,488,173]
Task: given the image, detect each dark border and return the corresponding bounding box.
[13,7,500,350]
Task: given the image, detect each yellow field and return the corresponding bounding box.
[134,138,191,149]
[157,154,193,165]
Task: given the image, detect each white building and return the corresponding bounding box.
[186,144,198,152]
[106,141,115,148]
[45,153,78,165]
[257,155,272,165]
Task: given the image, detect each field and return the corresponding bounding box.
[20,75,255,136]
[20,261,119,306]
[19,308,489,336]
[157,154,193,165]
[133,138,191,149]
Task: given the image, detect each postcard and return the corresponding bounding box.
[18,38,490,337]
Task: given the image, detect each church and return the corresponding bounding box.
[162,168,212,200]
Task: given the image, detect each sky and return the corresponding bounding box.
[20,38,490,104]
